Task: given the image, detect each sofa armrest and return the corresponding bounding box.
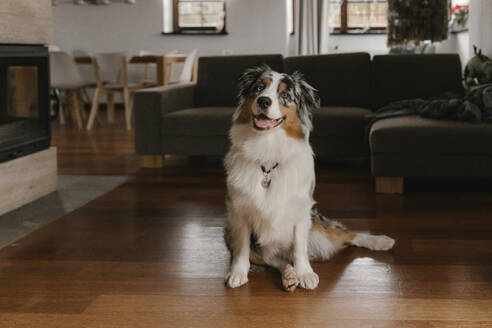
[134,83,195,155]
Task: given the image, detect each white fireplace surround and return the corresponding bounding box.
[0,0,52,45]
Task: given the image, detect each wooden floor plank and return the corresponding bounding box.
[1,314,491,328]
[83,294,492,321]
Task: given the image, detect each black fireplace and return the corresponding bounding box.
[0,44,50,163]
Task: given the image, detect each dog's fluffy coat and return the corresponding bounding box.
[224,66,395,291]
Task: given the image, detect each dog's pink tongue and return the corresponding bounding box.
[255,117,275,129]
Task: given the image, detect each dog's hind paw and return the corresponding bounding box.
[352,233,395,251]
[297,271,319,290]
[281,265,299,292]
[225,271,248,288]
[370,235,395,251]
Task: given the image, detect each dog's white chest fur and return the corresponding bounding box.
[225,124,315,251]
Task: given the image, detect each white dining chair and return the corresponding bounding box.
[177,49,197,83]
[86,52,146,131]
[50,51,86,128]
[168,49,197,84]
[70,49,98,110]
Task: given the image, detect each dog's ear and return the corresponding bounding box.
[290,71,320,133]
[292,71,320,111]
[237,65,271,99]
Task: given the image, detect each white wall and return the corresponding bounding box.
[436,31,470,68]
[287,33,388,57]
[327,31,470,69]
[54,0,474,61]
[328,34,388,55]
[53,0,475,80]
[52,0,289,56]
[469,0,492,57]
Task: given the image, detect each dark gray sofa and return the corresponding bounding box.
[134,53,374,160]
[368,54,490,193]
[134,53,492,193]
[284,52,372,158]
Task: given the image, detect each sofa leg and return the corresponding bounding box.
[375,177,404,194]
[140,155,164,168]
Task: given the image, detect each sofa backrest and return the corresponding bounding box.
[195,54,284,107]
[284,52,372,108]
[372,54,464,109]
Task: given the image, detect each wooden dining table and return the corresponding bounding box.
[74,54,196,86]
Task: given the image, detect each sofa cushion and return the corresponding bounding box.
[195,54,284,107]
[162,107,235,136]
[284,53,371,108]
[372,54,464,109]
[312,106,373,137]
[370,116,492,155]
[310,136,369,159]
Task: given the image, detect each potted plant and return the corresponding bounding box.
[449,4,469,32]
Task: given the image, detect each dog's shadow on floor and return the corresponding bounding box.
[252,246,396,293]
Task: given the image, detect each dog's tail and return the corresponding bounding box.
[308,206,395,260]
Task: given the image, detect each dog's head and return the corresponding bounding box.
[233,65,320,139]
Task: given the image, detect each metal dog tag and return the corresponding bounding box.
[261,177,271,188]
[260,163,278,189]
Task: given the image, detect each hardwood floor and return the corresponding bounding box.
[1,117,492,327]
[51,117,139,175]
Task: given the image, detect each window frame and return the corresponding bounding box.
[331,0,388,34]
[172,0,227,34]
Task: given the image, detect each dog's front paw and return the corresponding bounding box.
[225,271,248,288]
[282,265,299,292]
[297,271,319,290]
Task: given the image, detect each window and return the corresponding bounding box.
[163,0,226,34]
[451,0,468,5]
[328,0,388,33]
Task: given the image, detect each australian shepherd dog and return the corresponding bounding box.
[224,65,395,292]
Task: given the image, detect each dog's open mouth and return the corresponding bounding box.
[253,114,285,130]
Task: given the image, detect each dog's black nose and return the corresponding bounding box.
[257,96,272,110]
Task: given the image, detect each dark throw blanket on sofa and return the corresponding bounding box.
[366,84,492,128]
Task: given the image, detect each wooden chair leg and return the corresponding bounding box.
[58,102,66,125]
[123,88,132,130]
[68,91,75,123]
[375,177,404,194]
[107,93,115,123]
[168,63,174,83]
[129,91,134,112]
[71,90,83,129]
[78,91,88,120]
[58,91,66,125]
[87,88,101,130]
[156,57,165,86]
[140,155,164,168]
[144,63,150,82]
[82,88,92,109]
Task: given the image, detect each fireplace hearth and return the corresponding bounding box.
[0,44,50,163]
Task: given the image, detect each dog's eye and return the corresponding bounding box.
[255,85,265,92]
[280,92,290,100]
